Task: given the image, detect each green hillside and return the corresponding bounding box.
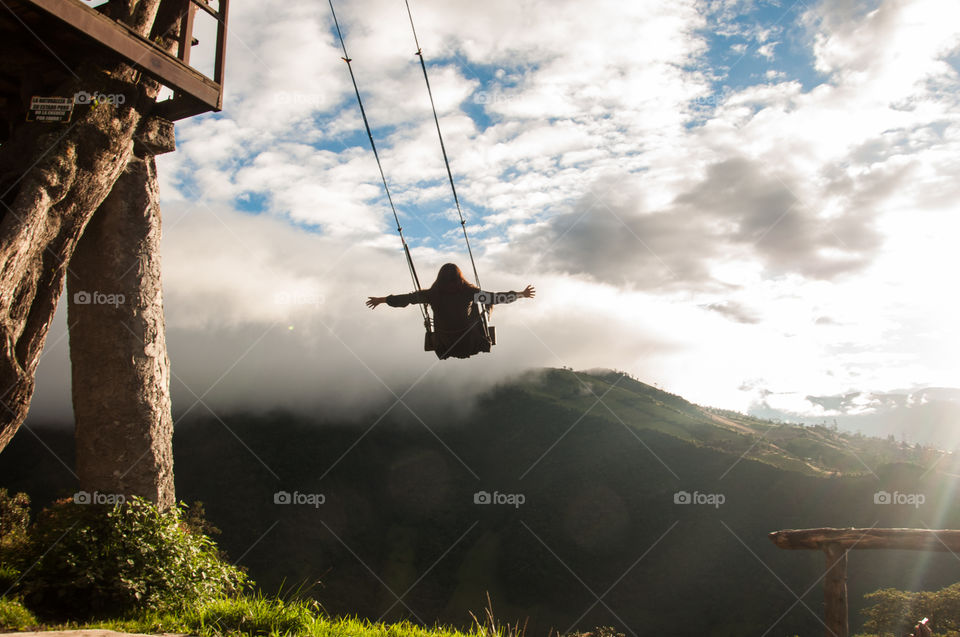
[2,367,957,636]
[506,368,944,475]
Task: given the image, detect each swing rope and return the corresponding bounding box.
[327,0,429,326]
[404,0,492,345]
[403,0,483,292]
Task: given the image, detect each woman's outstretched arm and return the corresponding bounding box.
[478,285,536,305]
[366,296,388,309]
[367,290,430,309]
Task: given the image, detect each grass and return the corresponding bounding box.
[1,593,483,637]
[97,610,482,637]
[469,592,527,637]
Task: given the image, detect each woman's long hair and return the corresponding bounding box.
[430,263,491,321]
[429,263,477,293]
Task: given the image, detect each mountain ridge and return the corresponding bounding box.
[3,367,959,636]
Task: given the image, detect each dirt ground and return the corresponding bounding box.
[2,630,185,637]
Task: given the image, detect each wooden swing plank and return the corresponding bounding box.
[770,527,960,551]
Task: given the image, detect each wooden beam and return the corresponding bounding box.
[823,543,848,637]
[189,0,220,20]
[22,0,220,110]
[175,0,196,66]
[151,94,208,121]
[769,528,960,552]
[213,0,228,98]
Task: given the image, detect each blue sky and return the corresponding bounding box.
[31,0,960,439]
[701,0,824,90]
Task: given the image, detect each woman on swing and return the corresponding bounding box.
[367,263,535,360]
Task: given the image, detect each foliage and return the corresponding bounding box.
[0,565,18,596]
[0,488,31,591]
[0,596,38,631]
[17,496,248,620]
[862,582,960,636]
[0,489,30,547]
[183,500,220,534]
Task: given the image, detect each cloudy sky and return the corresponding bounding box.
[31,0,960,425]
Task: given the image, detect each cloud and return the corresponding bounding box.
[22,198,693,423]
[24,0,960,429]
[499,184,714,290]
[756,42,778,60]
[807,0,960,98]
[502,155,884,290]
[701,301,761,324]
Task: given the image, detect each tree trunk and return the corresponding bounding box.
[0,0,169,451]
[68,151,174,509]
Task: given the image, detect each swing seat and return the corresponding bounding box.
[423,324,496,353]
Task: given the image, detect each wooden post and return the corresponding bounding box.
[823,542,848,637]
[175,0,197,66]
[214,0,230,97]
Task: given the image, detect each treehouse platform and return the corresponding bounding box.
[0,0,228,134]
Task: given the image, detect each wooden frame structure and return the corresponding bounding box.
[2,0,228,121]
[769,528,960,637]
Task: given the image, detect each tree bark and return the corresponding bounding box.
[0,0,169,451]
[68,151,174,509]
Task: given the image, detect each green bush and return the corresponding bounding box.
[0,596,38,631]
[862,582,960,636]
[0,564,19,594]
[0,489,31,595]
[19,496,248,620]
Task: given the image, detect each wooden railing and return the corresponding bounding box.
[19,0,228,120]
[769,528,960,637]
